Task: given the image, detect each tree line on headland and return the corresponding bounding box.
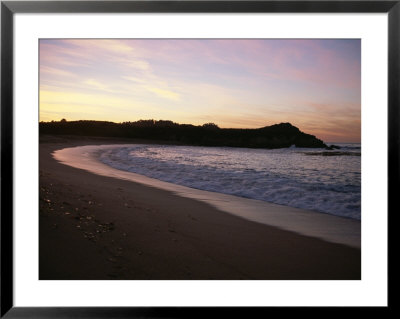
[39,119,327,149]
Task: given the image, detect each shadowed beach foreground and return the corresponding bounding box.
[39,136,361,280]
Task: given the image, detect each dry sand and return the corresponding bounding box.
[39,135,361,280]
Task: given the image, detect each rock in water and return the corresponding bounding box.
[325,144,341,150]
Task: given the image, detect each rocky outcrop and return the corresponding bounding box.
[325,144,341,150]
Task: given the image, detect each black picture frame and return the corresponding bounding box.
[1,0,396,317]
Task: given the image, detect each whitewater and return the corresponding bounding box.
[98,143,361,220]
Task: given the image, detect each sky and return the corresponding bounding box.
[39,39,361,142]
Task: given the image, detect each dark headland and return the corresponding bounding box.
[39,120,327,149]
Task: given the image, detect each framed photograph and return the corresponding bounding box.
[1,0,396,317]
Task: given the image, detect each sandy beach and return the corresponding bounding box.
[39,135,361,280]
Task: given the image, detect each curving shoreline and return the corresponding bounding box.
[39,135,361,280]
[54,144,361,249]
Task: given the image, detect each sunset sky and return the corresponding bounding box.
[39,39,361,142]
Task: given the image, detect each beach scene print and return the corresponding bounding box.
[39,39,361,280]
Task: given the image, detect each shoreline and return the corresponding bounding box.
[54,143,361,249]
[39,135,361,280]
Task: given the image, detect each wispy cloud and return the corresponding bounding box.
[39,39,361,142]
[144,87,180,101]
[40,66,76,78]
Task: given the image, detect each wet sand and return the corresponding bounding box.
[39,135,361,280]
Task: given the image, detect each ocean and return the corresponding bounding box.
[98,143,361,220]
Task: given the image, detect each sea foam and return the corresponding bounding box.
[98,144,361,220]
